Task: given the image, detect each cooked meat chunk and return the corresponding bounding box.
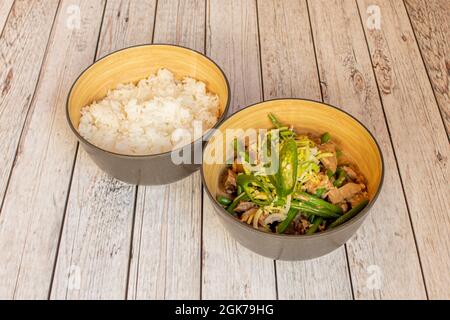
[342,165,365,184]
[348,191,369,208]
[339,202,349,213]
[318,141,336,153]
[307,133,321,145]
[222,169,237,194]
[234,201,257,213]
[318,142,337,173]
[326,183,365,204]
[240,207,258,222]
[303,172,333,195]
[340,183,365,198]
[320,156,337,174]
[294,216,310,235]
[318,222,326,232]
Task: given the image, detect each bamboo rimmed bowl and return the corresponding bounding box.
[201,99,384,260]
[67,44,230,185]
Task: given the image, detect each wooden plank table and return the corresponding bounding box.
[0,0,448,300]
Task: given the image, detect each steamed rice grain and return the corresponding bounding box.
[78,68,220,155]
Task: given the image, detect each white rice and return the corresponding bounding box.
[78,68,220,155]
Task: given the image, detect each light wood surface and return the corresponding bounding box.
[0,0,59,207]
[0,0,14,32]
[0,0,448,299]
[257,0,353,300]
[357,0,450,299]
[202,0,277,300]
[404,0,450,137]
[309,0,426,299]
[129,0,204,300]
[51,0,155,299]
[0,0,67,299]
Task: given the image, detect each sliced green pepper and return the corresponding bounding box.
[236,174,273,206]
[275,138,298,197]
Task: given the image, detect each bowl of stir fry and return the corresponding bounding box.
[201,99,384,260]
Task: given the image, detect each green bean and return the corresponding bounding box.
[268,113,284,128]
[321,132,331,144]
[333,168,346,187]
[291,200,340,218]
[326,169,334,177]
[277,208,299,234]
[226,192,249,215]
[328,200,369,229]
[295,192,343,214]
[217,195,232,206]
[306,217,323,235]
[314,188,326,198]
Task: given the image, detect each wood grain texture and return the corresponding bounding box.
[308,0,426,299]
[202,0,277,299]
[0,0,59,212]
[50,152,135,299]
[404,0,450,137]
[154,0,205,49]
[50,0,156,299]
[0,0,106,300]
[128,175,202,299]
[0,0,446,300]
[97,0,156,58]
[127,0,204,300]
[358,0,450,299]
[206,0,262,114]
[0,0,14,33]
[257,0,352,300]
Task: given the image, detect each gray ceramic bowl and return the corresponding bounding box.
[66,44,230,185]
[201,99,384,260]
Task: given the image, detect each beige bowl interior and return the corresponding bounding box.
[203,99,383,202]
[68,44,229,129]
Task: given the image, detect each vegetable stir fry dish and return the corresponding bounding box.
[216,113,370,235]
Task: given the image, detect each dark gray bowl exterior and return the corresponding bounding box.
[80,139,203,185]
[208,196,370,260]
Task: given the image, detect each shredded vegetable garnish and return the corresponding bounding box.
[217,113,370,235]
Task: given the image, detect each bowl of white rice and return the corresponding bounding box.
[66,44,230,185]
